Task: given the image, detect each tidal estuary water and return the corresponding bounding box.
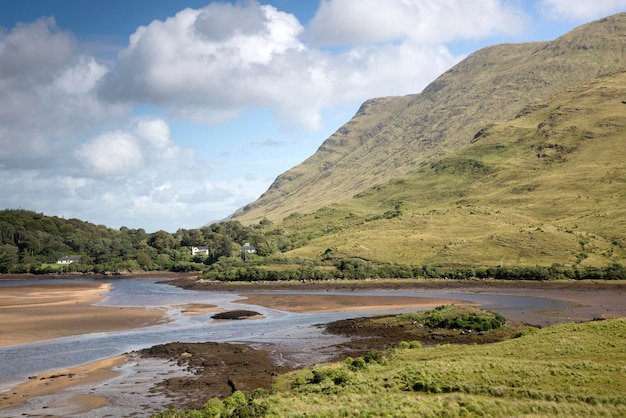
[0,278,575,416]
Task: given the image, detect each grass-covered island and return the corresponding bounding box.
[154,306,626,417]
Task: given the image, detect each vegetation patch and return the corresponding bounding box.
[153,318,626,417]
[400,304,507,332]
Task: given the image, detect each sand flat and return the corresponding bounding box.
[0,355,127,410]
[237,294,468,313]
[0,282,165,347]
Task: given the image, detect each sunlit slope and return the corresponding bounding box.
[265,319,626,417]
[280,70,626,266]
[234,13,626,224]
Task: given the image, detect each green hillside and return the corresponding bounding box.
[234,13,626,224]
[274,69,626,267]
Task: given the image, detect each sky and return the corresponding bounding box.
[1,0,625,232]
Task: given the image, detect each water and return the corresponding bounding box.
[0,279,574,416]
[0,279,571,388]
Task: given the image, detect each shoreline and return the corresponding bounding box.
[236,293,473,313]
[1,276,624,415]
[0,355,128,411]
[0,281,167,347]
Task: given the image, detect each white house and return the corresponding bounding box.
[191,246,209,256]
[57,256,81,264]
[240,243,256,254]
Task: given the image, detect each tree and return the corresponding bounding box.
[148,230,177,251]
[136,251,152,269]
[0,244,19,273]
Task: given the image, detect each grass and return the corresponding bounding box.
[154,314,626,417]
[231,25,626,269]
[399,305,507,332]
[235,16,626,227]
[266,70,626,267]
[264,318,626,417]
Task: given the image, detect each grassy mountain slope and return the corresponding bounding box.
[234,13,626,224]
[277,69,626,267]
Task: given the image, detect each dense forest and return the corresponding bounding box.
[1,209,624,281]
[0,209,269,274]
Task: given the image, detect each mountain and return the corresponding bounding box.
[271,67,626,267]
[234,13,626,224]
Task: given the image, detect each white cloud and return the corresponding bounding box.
[75,118,198,177]
[307,0,527,46]
[102,2,310,126]
[0,18,126,162]
[0,17,74,81]
[99,0,529,132]
[53,56,107,94]
[76,130,144,176]
[538,0,626,21]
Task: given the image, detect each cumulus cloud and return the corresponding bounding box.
[76,131,143,176]
[101,2,312,126]
[538,0,626,21]
[0,18,126,164]
[98,0,530,132]
[307,0,527,46]
[0,17,74,81]
[75,118,197,177]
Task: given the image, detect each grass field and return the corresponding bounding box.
[155,314,626,417]
[266,318,626,417]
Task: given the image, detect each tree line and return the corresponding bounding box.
[1,209,624,281]
[0,209,268,274]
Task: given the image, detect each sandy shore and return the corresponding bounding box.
[237,294,468,313]
[0,355,127,412]
[0,281,166,347]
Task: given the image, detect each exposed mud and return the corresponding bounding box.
[163,277,626,293]
[321,314,528,359]
[137,313,526,411]
[137,341,292,411]
[132,277,626,411]
[211,309,262,320]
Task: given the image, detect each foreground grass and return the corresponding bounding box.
[156,317,626,417]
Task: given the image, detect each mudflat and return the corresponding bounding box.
[0,281,166,347]
[0,355,127,412]
[236,293,468,313]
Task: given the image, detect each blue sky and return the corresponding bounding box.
[1,0,625,232]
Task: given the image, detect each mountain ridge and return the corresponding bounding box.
[234,13,626,224]
[277,67,626,266]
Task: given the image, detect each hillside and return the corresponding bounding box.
[234,13,626,224]
[268,67,626,267]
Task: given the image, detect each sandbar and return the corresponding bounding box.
[237,294,468,313]
[0,281,165,347]
[0,354,127,411]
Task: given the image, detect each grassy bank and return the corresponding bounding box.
[155,315,626,417]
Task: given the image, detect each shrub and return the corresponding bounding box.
[346,356,368,371]
[398,340,423,350]
[364,350,388,365]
